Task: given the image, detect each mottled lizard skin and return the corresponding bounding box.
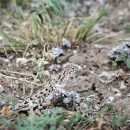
[11,65,79,115]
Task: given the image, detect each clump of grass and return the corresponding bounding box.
[121,18,130,32]
[0,0,108,53]
[110,105,130,129]
[99,103,130,129]
[71,6,108,44]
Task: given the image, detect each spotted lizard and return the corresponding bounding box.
[11,64,79,115]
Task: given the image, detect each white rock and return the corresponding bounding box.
[73,50,77,54]
[44,61,49,65]
[22,21,29,26]
[0,85,4,92]
[44,70,50,77]
[0,57,9,64]
[16,58,27,65]
[115,92,121,97]
[120,81,127,90]
[118,11,124,16]
[108,96,114,102]
[0,35,3,40]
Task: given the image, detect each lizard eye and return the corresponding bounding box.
[71,67,74,70]
[72,67,77,71]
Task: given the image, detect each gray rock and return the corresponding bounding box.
[69,54,87,65]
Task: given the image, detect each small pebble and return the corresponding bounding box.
[0,85,4,92]
[108,96,114,102]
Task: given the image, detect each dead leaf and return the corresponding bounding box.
[1,105,11,116]
[96,112,105,130]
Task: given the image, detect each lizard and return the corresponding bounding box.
[10,64,79,115]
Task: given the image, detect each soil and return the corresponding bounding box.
[0,0,130,130]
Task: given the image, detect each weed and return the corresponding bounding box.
[72,6,108,44]
[121,18,130,32]
[110,105,130,129]
[0,107,94,130]
[99,103,130,129]
[112,51,130,68]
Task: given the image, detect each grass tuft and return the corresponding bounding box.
[0,0,108,53]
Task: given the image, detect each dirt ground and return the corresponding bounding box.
[0,0,130,130]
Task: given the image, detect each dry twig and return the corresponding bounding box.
[0,73,42,86]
